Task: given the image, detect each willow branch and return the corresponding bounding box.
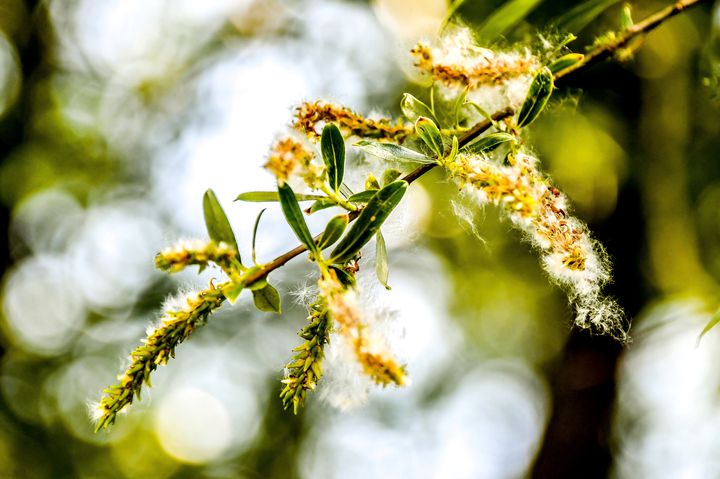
[244,0,707,286]
[243,107,513,284]
[555,0,710,80]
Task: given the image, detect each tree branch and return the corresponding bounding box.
[243,0,709,286]
[555,0,710,80]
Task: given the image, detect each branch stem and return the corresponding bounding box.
[243,0,708,286]
[555,0,710,80]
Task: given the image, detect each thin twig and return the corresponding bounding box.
[555,0,710,80]
[243,0,709,286]
[243,107,513,285]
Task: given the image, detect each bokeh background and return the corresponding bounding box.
[1,0,719,477]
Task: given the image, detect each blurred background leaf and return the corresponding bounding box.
[0,0,718,478]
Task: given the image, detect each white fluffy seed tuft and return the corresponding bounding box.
[449,150,628,340]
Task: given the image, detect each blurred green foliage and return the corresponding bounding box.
[0,0,719,478]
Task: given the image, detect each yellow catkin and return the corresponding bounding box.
[155,240,237,274]
[318,271,407,387]
[264,136,315,184]
[448,151,628,340]
[354,329,407,387]
[410,39,537,89]
[280,306,331,414]
[94,282,226,430]
[450,153,589,272]
[294,101,413,143]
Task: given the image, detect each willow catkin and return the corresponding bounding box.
[448,151,628,341]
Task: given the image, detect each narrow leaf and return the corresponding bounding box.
[517,67,554,128]
[339,183,354,198]
[329,265,356,288]
[381,168,403,186]
[251,208,266,264]
[222,283,244,305]
[465,101,498,126]
[375,231,390,290]
[619,2,633,30]
[278,183,318,253]
[252,283,282,313]
[548,53,584,74]
[321,124,345,192]
[453,87,469,128]
[355,140,435,164]
[401,93,436,123]
[236,191,324,202]
[247,277,268,291]
[203,189,239,254]
[318,214,349,250]
[554,0,621,34]
[365,174,380,191]
[330,181,408,263]
[347,190,378,203]
[430,86,435,115]
[441,0,467,29]
[447,136,459,163]
[477,0,544,42]
[415,117,444,157]
[698,309,720,344]
[463,132,516,155]
[307,198,337,214]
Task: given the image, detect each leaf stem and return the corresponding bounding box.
[320,183,359,212]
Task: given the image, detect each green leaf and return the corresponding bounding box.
[554,0,621,34]
[548,53,584,74]
[429,85,435,114]
[463,132,516,155]
[330,181,408,263]
[698,309,720,344]
[318,214,349,250]
[365,174,380,191]
[453,88,469,128]
[222,283,244,305]
[401,93,436,123]
[252,283,282,313]
[447,136,459,163]
[247,277,268,291]
[321,124,345,192]
[375,231,390,290]
[307,198,337,214]
[355,140,435,165]
[339,183,354,198]
[203,189,239,254]
[278,183,318,253]
[619,2,633,30]
[517,67,554,128]
[251,208,266,264]
[347,190,378,203]
[555,33,578,50]
[465,101,500,130]
[477,0,544,42]
[381,168,403,186]
[415,117,444,157]
[329,265,356,288]
[235,191,325,202]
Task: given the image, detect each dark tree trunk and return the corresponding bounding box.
[531,332,623,478]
